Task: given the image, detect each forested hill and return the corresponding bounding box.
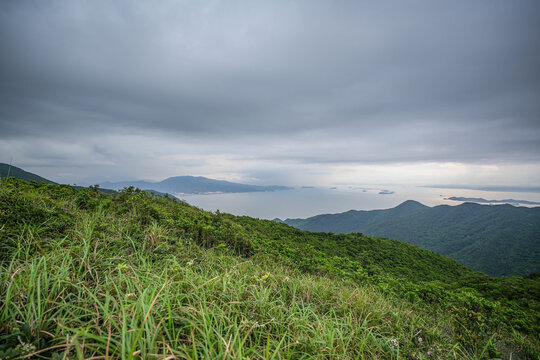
[283,200,540,277]
[0,162,56,184]
[1,179,539,358]
[0,163,121,195]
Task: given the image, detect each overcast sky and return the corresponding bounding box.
[1,1,539,186]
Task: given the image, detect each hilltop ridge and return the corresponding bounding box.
[394,199,428,209]
[0,163,56,184]
[283,200,540,277]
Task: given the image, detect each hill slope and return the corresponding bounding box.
[283,200,540,277]
[0,163,56,184]
[0,179,539,358]
[100,176,292,194]
[0,163,123,195]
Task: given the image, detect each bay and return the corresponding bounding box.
[176,185,540,220]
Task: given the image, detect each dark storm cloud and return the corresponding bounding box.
[1,0,540,171]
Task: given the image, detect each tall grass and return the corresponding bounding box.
[1,219,454,359]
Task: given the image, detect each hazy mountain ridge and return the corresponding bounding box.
[447,196,540,206]
[100,176,292,194]
[0,163,291,196]
[424,185,540,193]
[283,200,540,277]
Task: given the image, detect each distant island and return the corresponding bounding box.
[446,196,540,206]
[99,176,292,195]
[424,184,540,193]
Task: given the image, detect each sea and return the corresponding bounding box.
[175,185,540,220]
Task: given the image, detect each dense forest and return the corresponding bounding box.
[1,178,539,359]
[283,200,540,277]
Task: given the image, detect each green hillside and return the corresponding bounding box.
[1,179,539,359]
[0,163,121,196]
[0,163,56,184]
[284,200,540,277]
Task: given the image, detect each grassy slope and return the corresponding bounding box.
[284,201,540,277]
[0,179,539,359]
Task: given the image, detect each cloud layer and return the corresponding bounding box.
[1,1,539,185]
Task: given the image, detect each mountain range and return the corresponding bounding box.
[99,176,292,194]
[281,200,540,277]
[0,163,292,195]
[446,196,540,206]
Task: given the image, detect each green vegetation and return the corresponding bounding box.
[0,163,56,185]
[283,200,540,277]
[1,179,539,359]
[0,163,120,196]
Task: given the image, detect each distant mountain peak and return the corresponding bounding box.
[395,200,427,209]
[284,198,540,277]
[98,175,292,194]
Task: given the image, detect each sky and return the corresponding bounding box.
[1,1,540,187]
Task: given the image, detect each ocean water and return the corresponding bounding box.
[175,185,540,220]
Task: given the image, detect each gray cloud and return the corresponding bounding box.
[1,0,540,184]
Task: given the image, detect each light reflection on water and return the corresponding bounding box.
[175,186,540,220]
